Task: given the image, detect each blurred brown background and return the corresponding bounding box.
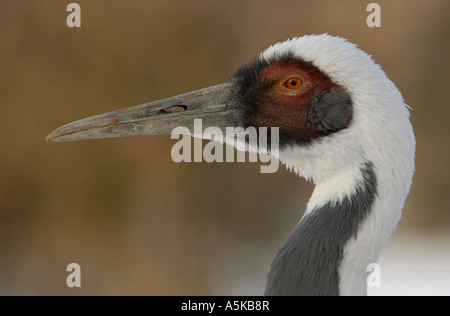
[0,0,449,295]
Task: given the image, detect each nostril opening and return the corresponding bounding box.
[159,105,188,114]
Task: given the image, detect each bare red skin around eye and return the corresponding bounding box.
[256,59,341,139]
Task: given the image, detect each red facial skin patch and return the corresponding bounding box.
[255,59,341,139]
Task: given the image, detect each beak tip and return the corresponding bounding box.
[45,133,54,143]
[46,129,65,143]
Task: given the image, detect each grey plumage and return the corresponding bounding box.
[306,87,353,133]
[265,162,377,296]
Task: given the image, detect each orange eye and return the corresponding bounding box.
[281,75,305,92]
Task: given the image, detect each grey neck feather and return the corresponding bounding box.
[264,161,377,296]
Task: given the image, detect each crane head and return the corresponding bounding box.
[47,34,415,185]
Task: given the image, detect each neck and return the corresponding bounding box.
[265,161,378,296]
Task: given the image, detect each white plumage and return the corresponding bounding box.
[263,35,415,295]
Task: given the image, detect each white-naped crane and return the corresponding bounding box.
[47,34,416,296]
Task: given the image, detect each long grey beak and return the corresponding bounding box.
[46,82,239,143]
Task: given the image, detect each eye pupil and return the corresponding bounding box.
[290,79,297,86]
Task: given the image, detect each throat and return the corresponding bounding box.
[264,162,377,296]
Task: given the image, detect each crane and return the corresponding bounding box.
[46,34,416,296]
